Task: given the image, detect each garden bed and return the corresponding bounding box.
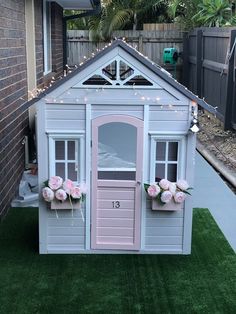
[197,111,236,191]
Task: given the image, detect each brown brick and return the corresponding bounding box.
[0,93,26,119]
[0,0,64,218]
[0,1,26,218]
[0,79,27,106]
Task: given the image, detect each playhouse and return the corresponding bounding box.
[37,40,200,254]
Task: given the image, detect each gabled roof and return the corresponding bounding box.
[33,39,214,113]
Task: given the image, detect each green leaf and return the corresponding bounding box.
[43,180,49,187]
[183,190,192,196]
[144,183,150,193]
[157,192,165,205]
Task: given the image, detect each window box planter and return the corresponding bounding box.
[152,199,182,211]
[50,199,80,210]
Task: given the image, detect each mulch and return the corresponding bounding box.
[197,111,236,173]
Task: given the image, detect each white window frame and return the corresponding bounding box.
[149,135,186,183]
[48,134,85,183]
[43,0,52,75]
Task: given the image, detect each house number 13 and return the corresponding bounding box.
[112,201,120,208]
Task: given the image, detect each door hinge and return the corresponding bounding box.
[90,140,92,147]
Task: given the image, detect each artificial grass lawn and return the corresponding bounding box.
[0,208,236,314]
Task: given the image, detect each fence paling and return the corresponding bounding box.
[184,27,236,130]
[67,30,185,82]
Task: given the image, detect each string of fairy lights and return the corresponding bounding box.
[25,37,218,133]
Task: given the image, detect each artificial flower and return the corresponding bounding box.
[79,182,87,194]
[160,190,172,203]
[63,179,75,195]
[42,187,54,202]
[71,186,82,199]
[159,179,170,190]
[174,191,187,203]
[176,179,189,191]
[55,188,67,201]
[147,184,161,198]
[48,176,63,190]
[169,182,177,195]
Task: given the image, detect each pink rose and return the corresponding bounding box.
[79,182,87,195]
[160,191,172,203]
[71,186,82,199]
[42,187,54,202]
[159,179,170,190]
[147,184,160,198]
[48,176,63,190]
[55,189,67,201]
[169,183,176,195]
[176,179,189,191]
[63,179,75,195]
[174,191,186,203]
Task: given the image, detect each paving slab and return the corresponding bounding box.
[193,153,236,252]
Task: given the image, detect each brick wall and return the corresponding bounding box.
[0,0,64,218]
[34,0,44,86]
[0,0,28,218]
[51,2,64,76]
[35,0,64,86]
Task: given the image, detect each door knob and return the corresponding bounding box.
[136,181,141,185]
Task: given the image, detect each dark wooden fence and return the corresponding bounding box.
[67,30,185,82]
[67,28,236,129]
[183,27,236,130]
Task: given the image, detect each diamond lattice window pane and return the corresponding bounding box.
[120,60,134,80]
[102,60,117,80]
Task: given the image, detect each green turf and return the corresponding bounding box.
[0,208,236,314]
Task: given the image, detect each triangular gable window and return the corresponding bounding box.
[124,75,153,86]
[80,57,155,87]
[83,75,112,86]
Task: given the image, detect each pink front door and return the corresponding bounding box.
[91,115,143,250]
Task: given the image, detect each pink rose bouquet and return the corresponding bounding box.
[42,176,87,204]
[144,178,192,206]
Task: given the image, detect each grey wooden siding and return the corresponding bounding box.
[149,105,189,132]
[92,105,144,120]
[46,207,86,251]
[56,89,180,105]
[145,201,184,252]
[45,104,86,131]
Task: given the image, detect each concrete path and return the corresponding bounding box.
[193,153,236,252]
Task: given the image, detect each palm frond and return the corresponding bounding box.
[107,9,133,36]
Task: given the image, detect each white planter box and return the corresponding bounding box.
[50,199,80,210]
[152,199,182,211]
